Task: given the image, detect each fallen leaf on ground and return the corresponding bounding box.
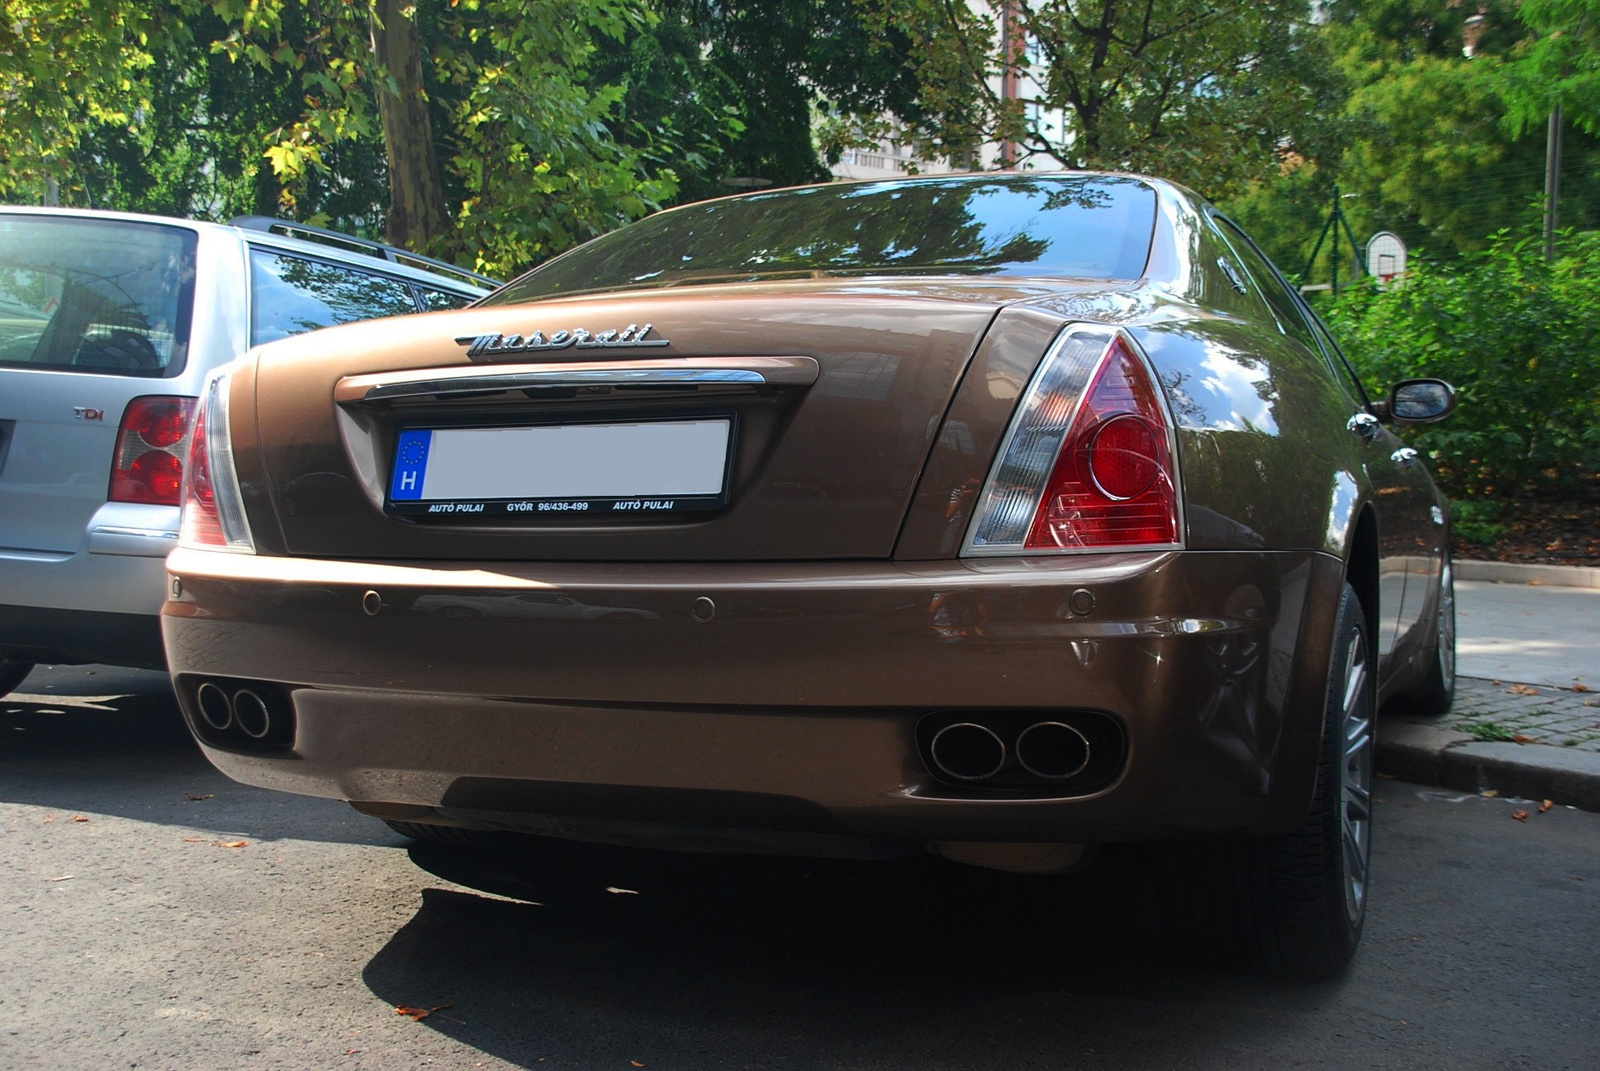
[395,1004,452,1022]
[1481,790,1500,798]
[1539,799,1554,813]
[183,837,206,842]
[71,815,90,823]
[1512,810,1529,821]
[1512,734,1533,744]
[216,840,248,848]
[632,1062,645,1068]
[1509,684,1540,696]
[345,1049,362,1055]
[184,792,213,802]
[1573,683,1592,693]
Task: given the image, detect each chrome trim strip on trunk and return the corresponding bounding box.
[335,356,820,404]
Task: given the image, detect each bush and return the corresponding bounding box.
[1448,499,1506,546]
[1323,232,1600,499]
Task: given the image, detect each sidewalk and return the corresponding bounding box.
[1377,564,1600,812]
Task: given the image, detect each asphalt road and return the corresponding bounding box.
[3,665,1597,1071]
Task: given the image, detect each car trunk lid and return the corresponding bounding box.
[249,282,1031,561]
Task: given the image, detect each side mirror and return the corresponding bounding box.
[1386,378,1456,424]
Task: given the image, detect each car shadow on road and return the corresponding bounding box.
[0,687,395,848]
[363,837,1348,1069]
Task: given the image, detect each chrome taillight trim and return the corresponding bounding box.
[960,323,1186,558]
[181,368,256,552]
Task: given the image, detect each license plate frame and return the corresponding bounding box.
[385,415,735,522]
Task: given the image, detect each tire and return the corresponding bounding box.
[1168,581,1374,979]
[1406,555,1456,716]
[0,660,35,699]
[381,818,492,847]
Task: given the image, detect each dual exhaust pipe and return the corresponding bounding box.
[929,719,1092,783]
[193,680,289,745]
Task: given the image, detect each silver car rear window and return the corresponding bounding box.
[0,215,197,378]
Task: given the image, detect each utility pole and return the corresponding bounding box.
[1543,104,1564,261]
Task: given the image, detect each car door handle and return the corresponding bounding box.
[1347,411,1382,441]
[1391,447,1420,467]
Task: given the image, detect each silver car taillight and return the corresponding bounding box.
[179,369,255,552]
[964,324,1184,556]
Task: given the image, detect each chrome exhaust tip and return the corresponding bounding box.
[195,682,234,732]
[232,688,272,740]
[929,722,1008,781]
[1015,721,1092,780]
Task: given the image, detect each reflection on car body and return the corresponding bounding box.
[412,592,657,622]
[161,173,1458,977]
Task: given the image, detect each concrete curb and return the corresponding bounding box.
[1456,560,1600,589]
[1377,717,1600,813]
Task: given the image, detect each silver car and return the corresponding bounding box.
[0,209,492,696]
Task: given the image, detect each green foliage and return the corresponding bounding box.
[1458,720,1517,743]
[1230,1,1600,270]
[1499,0,1600,137]
[866,0,1347,200]
[649,0,921,195]
[1324,232,1600,498]
[430,0,681,275]
[1449,499,1507,546]
[0,2,159,199]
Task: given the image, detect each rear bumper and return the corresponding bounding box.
[0,514,173,666]
[162,547,1343,844]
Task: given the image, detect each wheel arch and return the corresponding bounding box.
[1343,504,1381,652]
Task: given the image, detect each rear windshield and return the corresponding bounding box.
[0,215,197,377]
[483,174,1157,304]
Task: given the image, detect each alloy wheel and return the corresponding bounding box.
[1339,626,1374,924]
[1436,561,1456,692]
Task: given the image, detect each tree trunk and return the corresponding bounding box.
[369,0,448,251]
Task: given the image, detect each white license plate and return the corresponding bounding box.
[388,418,731,519]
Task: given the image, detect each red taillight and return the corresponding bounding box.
[180,403,227,546]
[1024,336,1179,550]
[965,325,1182,556]
[110,396,197,506]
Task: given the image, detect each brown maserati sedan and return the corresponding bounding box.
[162,173,1456,976]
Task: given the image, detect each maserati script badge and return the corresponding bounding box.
[455,323,670,358]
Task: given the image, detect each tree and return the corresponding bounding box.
[643,1,922,196]
[0,2,715,273]
[1227,0,1600,274]
[368,0,448,248]
[1499,0,1600,137]
[0,3,158,201]
[864,0,1346,199]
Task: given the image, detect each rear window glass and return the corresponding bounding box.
[416,285,474,311]
[484,174,1157,304]
[249,249,419,345]
[0,215,197,377]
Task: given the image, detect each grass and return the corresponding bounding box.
[1458,720,1518,743]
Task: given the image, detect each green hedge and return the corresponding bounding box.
[1323,232,1600,500]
